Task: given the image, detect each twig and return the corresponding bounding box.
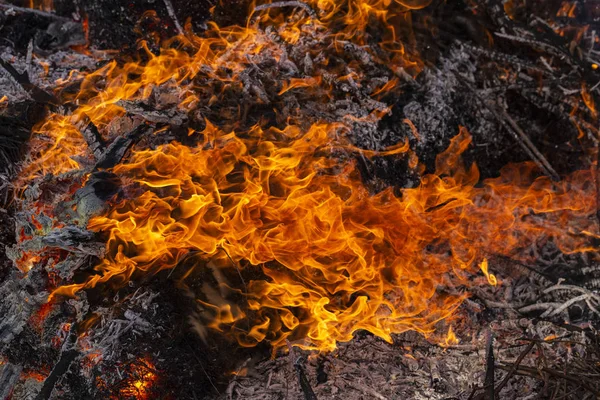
[518,302,561,314]
[544,294,591,317]
[34,327,79,400]
[0,57,58,105]
[286,340,318,400]
[455,73,560,180]
[78,118,106,160]
[494,341,535,394]
[496,364,600,396]
[343,379,388,400]
[161,0,184,36]
[187,344,221,395]
[0,2,70,21]
[484,330,495,400]
[254,1,316,18]
[493,105,560,181]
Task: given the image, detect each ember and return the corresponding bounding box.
[1,0,600,398]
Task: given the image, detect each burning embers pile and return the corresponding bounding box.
[1,0,600,398]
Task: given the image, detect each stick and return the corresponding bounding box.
[494,341,535,394]
[454,73,560,180]
[34,327,79,400]
[484,330,495,400]
[492,105,560,181]
[161,0,184,36]
[0,57,59,105]
[0,2,70,21]
[254,1,316,18]
[79,118,106,160]
[286,340,318,400]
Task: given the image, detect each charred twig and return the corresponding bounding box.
[162,0,184,36]
[95,124,152,170]
[494,341,535,394]
[492,105,560,181]
[286,341,318,400]
[456,74,560,180]
[484,330,495,400]
[117,100,187,126]
[0,58,58,105]
[34,327,79,400]
[78,118,106,160]
[254,1,316,18]
[496,364,600,396]
[0,2,70,21]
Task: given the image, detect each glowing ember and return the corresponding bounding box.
[118,359,158,400]
[29,303,53,332]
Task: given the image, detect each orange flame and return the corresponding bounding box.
[49,125,597,351]
[440,325,459,347]
[581,83,598,120]
[479,258,497,287]
[16,0,599,353]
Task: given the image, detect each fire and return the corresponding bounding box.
[117,358,157,400]
[478,259,497,287]
[441,325,459,347]
[28,0,53,12]
[15,0,600,353]
[581,83,598,120]
[49,125,596,351]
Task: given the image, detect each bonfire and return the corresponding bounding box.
[0,0,599,398]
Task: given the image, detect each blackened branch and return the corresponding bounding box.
[254,1,317,18]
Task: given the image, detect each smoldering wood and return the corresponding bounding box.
[34,329,79,400]
[94,124,152,170]
[0,363,22,400]
[0,58,58,105]
[79,119,106,160]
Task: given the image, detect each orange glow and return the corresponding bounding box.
[21,370,48,382]
[118,358,157,400]
[29,302,53,332]
[28,0,53,11]
[0,95,7,108]
[581,84,598,119]
[557,1,577,18]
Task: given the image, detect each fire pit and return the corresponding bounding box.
[1,0,599,398]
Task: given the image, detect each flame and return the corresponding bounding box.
[28,0,53,11]
[15,0,600,353]
[49,125,597,351]
[581,83,598,120]
[440,325,459,347]
[557,1,577,18]
[478,258,497,287]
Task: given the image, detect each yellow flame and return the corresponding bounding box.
[479,258,497,286]
[440,325,459,347]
